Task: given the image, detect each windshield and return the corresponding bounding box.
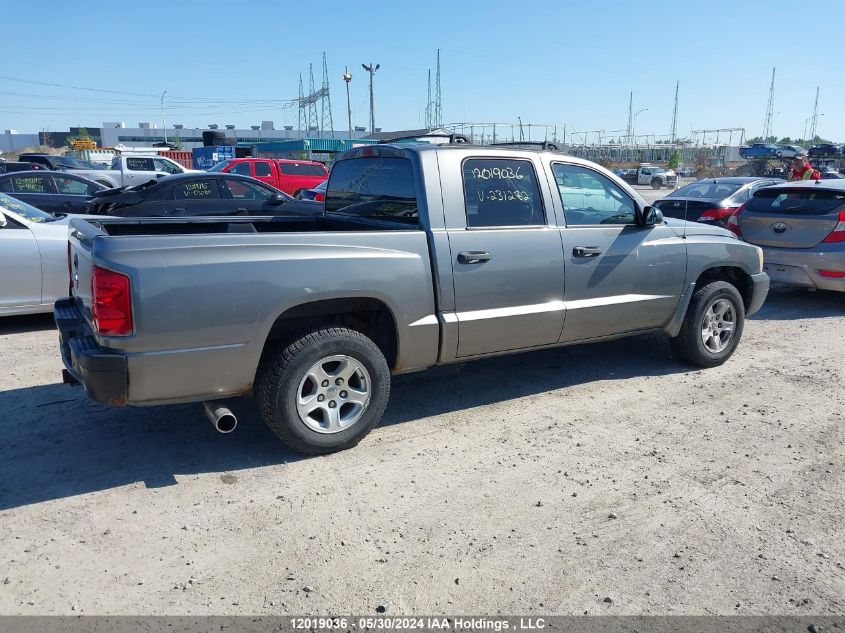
[54,156,87,169]
[668,182,743,199]
[0,192,56,222]
[208,160,233,172]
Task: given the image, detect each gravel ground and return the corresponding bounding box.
[0,285,843,616]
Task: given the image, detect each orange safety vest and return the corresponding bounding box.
[790,163,820,181]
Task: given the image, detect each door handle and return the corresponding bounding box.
[457,251,492,264]
[174,207,186,213]
[573,246,602,258]
[236,207,248,212]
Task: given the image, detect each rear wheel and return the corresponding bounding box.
[651,179,662,190]
[256,327,390,454]
[670,281,744,368]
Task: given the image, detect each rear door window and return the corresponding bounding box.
[10,175,53,193]
[747,189,845,215]
[254,161,272,177]
[126,157,155,171]
[171,179,220,200]
[462,158,545,227]
[325,157,417,224]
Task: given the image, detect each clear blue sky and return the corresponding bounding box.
[2,0,843,141]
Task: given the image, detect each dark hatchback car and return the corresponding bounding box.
[86,172,322,217]
[653,177,783,228]
[0,161,48,174]
[0,170,106,214]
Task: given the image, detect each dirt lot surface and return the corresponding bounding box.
[0,286,843,616]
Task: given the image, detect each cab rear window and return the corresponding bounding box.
[747,189,845,215]
[279,163,327,176]
[325,157,417,225]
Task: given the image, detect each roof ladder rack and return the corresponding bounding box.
[487,141,561,151]
[377,133,471,144]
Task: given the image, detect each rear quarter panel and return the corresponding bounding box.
[87,230,439,404]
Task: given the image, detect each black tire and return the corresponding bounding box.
[651,179,662,190]
[256,327,391,455]
[670,281,745,368]
[776,151,783,158]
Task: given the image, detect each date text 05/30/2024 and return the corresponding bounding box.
[290,617,547,631]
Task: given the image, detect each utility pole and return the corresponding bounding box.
[763,67,776,141]
[425,69,432,128]
[362,63,380,133]
[670,81,679,143]
[626,91,633,145]
[435,49,442,127]
[342,67,353,139]
[160,90,168,144]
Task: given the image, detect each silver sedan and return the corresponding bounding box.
[0,193,102,316]
[729,179,845,292]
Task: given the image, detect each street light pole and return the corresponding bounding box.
[160,90,168,144]
[342,67,353,139]
[362,63,380,133]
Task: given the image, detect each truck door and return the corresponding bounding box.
[638,167,650,185]
[441,154,566,358]
[123,156,157,186]
[550,162,686,342]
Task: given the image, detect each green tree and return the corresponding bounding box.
[668,149,682,169]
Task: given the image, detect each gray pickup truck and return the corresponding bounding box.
[56,141,769,454]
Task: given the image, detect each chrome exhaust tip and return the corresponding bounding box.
[202,401,237,434]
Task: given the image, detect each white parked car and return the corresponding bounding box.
[0,193,108,316]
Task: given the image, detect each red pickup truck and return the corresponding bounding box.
[210,158,328,196]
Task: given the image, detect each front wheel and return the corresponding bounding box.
[670,281,745,368]
[256,327,391,454]
[651,179,662,190]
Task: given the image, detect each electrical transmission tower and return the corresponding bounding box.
[762,67,775,140]
[626,92,633,144]
[670,81,679,143]
[307,64,318,132]
[320,52,334,136]
[296,55,335,137]
[298,74,306,133]
[809,86,819,141]
[434,49,442,127]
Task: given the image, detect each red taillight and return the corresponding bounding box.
[822,210,845,243]
[91,266,133,336]
[700,207,738,222]
[818,270,845,278]
[727,203,746,237]
[315,192,325,202]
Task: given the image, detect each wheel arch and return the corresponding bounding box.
[259,297,400,371]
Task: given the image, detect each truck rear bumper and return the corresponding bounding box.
[55,297,128,406]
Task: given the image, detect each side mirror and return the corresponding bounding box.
[0,210,6,228]
[642,206,663,227]
[269,193,286,205]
